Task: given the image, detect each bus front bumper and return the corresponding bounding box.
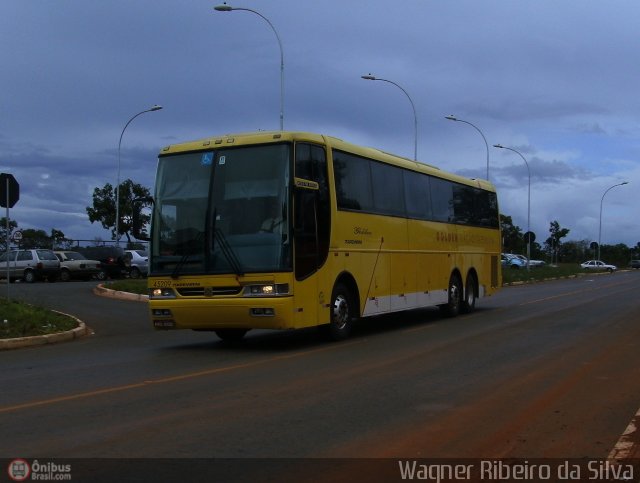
[149,296,295,331]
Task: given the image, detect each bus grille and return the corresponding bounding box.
[176,287,242,297]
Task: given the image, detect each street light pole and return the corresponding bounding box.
[493,144,531,269]
[214,3,284,131]
[445,115,489,180]
[116,105,162,246]
[598,181,629,262]
[361,74,418,161]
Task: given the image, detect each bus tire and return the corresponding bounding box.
[461,273,477,314]
[441,273,462,318]
[326,283,354,341]
[215,328,248,342]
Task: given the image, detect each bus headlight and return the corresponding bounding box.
[150,287,177,299]
[244,283,289,297]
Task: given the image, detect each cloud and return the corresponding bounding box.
[2,0,640,247]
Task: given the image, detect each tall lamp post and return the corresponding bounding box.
[493,144,531,269]
[214,3,284,131]
[445,115,489,180]
[116,105,163,246]
[598,181,628,262]
[361,74,418,161]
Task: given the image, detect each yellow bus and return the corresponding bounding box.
[140,131,501,341]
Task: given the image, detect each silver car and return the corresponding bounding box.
[0,249,61,283]
[124,249,148,278]
[54,251,101,281]
[580,260,617,272]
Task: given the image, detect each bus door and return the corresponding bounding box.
[292,143,331,327]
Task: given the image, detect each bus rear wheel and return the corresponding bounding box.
[215,328,248,342]
[326,283,354,341]
[441,273,462,317]
[461,273,477,313]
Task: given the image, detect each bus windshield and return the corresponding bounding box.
[151,143,292,276]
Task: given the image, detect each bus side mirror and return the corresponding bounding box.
[132,196,154,241]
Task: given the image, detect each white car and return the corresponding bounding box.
[0,249,60,283]
[55,251,102,281]
[124,249,148,278]
[580,260,617,272]
[513,254,546,268]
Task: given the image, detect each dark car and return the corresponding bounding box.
[75,246,127,280]
[630,260,640,269]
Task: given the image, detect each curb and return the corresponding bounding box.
[502,269,629,287]
[1,285,145,350]
[0,312,91,351]
[93,284,149,302]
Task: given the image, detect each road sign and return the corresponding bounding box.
[524,231,536,243]
[0,173,19,208]
[12,230,23,243]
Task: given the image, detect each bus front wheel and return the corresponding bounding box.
[326,283,354,341]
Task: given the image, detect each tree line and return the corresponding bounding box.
[0,179,150,251]
[2,179,639,267]
[501,215,640,267]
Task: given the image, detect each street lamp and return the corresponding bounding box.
[598,181,629,262]
[361,74,418,161]
[493,144,531,269]
[214,3,284,131]
[116,105,162,246]
[445,115,489,180]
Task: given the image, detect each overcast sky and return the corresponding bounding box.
[2,1,639,249]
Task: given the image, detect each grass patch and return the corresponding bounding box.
[502,263,594,284]
[0,265,617,340]
[105,279,148,295]
[0,298,78,338]
[105,266,612,293]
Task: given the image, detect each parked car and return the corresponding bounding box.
[0,249,60,283]
[513,254,546,268]
[501,253,527,269]
[54,251,101,281]
[124,249,148,278]
[580,260,617,272]
[629,260,640,269]
[75,246,127,279]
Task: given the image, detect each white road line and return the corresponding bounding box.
[609,406,640,460]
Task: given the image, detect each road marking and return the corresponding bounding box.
[0,339,364,414]
[518,279,634,307]
[609,406,640,461]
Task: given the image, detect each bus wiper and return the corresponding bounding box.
[171,231,204,279]
[214,228,244,276]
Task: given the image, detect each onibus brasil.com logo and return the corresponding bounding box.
[7,459,71,481]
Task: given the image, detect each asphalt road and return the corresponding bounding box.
[1,273,639,480]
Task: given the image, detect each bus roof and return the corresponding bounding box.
[159,131,496,193]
